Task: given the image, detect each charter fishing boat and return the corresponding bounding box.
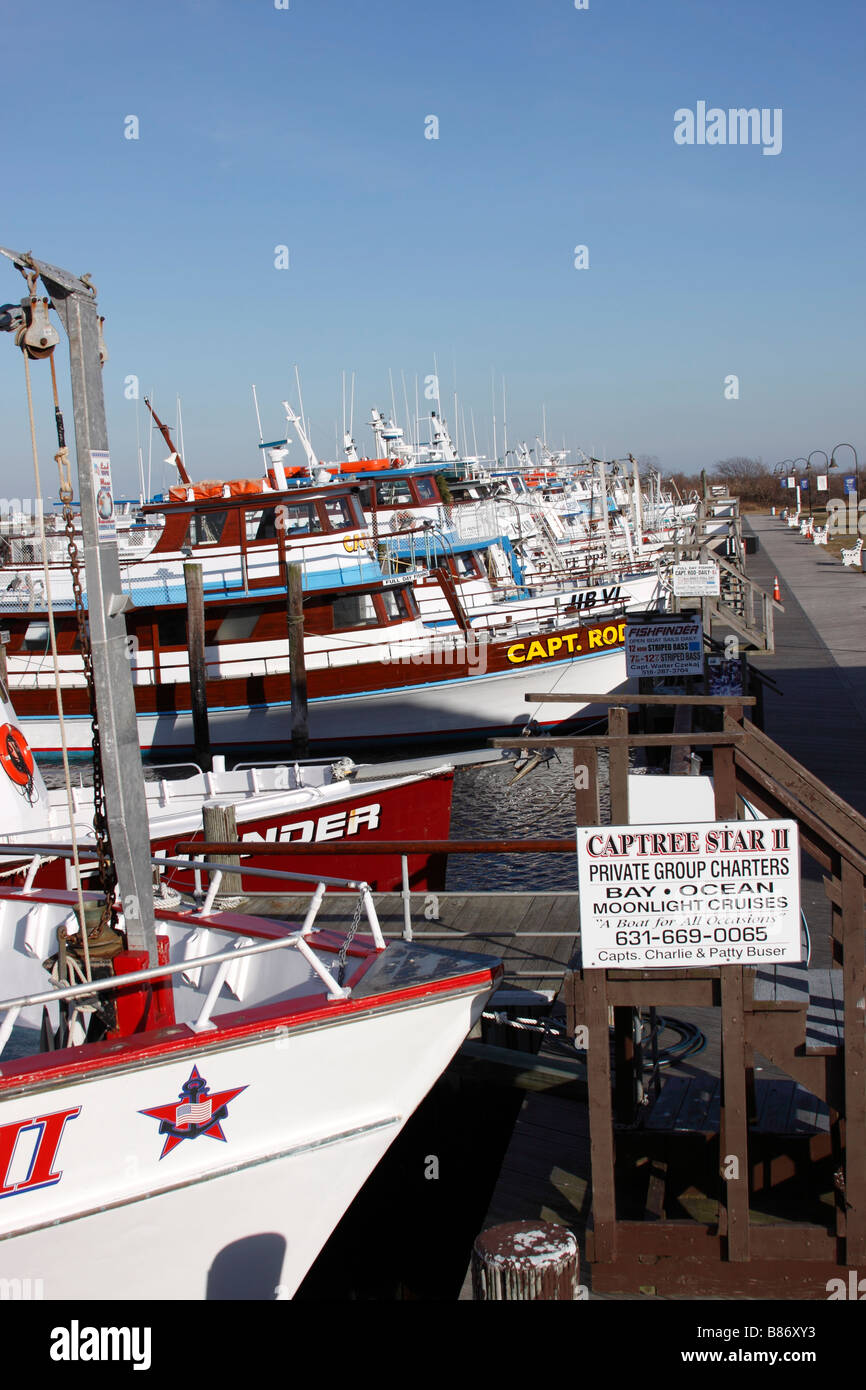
[0,849,500,1299]
[0,683,455,892]
[4,569,632,754]
[0,244,502,1301]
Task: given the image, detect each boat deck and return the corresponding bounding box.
[240,890,580,999]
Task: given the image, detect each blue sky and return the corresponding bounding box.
[0,0,863,500]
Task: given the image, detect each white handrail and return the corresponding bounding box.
[0,911,358,1029]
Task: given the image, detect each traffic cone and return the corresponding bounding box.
[773,576,781,601]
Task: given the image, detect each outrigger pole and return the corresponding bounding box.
[0,247,158,964]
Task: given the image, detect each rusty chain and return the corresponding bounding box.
[46,344,118,934]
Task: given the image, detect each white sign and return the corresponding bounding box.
[625,616,703,678]
[91,450,116,541]
[672,562,720,597]
[816,475,828,492]
[576,819,801,969]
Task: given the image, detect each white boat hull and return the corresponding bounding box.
[16,647,629,753]
[0,986,486,1299]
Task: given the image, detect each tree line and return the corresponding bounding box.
[664,458,853,509]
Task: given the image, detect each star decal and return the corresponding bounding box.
[140,1065,247,1158]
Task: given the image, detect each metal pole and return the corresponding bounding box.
[596,459,612,567]
[184,561,211,771]
[630,455,644,555]
[286,562,309,755]
[29,255,158,963]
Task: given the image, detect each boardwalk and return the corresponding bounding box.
[459,513,865,1298]
[745,513,866,816]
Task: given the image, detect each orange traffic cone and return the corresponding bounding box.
[773,576,781,601]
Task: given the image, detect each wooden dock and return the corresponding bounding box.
[457,520,866,1297]
[236,890,580,999]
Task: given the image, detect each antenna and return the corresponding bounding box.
[294,365,308,441]
[134,396,145,503]
[389,367,398,426]
[401,370,412,459]
[146,387,154,499]
[502,376,508,460]
[252,384,264,445]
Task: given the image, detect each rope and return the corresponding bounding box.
[21,351,92,982]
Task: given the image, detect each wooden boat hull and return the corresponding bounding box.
[11,620,629,754]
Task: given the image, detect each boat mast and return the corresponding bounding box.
[143,395,192,486]
[0,247,158,963]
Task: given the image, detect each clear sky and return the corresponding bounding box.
[0,0,863,501]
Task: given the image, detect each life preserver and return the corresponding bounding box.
[0,723,35,787]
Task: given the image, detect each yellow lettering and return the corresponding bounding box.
[526,641,547,661]
[507,643,526,663]
[602,624,618,644]
[618,622,626,641]
[588,629,603,649]
[547,636,562,656]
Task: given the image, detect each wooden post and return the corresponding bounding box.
[286,563,309,757]
[184,561,211,772]
[471,1221,581,1300]
[202,801,242,896]
[573,745,599,826]
[841,856,866,1265]
[585,968,617,1262]
[0,629,8,687]
[607,705,629,823]
[607,703,639,1121]
[714,741,751,1261]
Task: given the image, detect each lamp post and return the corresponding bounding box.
[807,451,829,518]
[776,460,794,512]
[791,458,810,518]
[830,444,860,530]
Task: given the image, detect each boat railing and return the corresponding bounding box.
[0,846,388,1051]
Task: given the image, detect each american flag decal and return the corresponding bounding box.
[140,1066,247,1159]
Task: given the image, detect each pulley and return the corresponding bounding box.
[15,294,60,360]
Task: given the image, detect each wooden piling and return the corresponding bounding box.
[286,563,309,757]
[184,561,211,772]
[202,802,242,896]
[471,1221,580,1300]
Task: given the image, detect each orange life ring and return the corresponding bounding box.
[0,723,35,787]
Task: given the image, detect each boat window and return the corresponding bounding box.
[244,508,279,542]
[332,592,379,629]
[321,496,353,531]
[413,476,438,503]
[453,551,478,578]
[188,511,228,546]
[216,607,264,642]
[376,480,413,508]
[156,612,187,647]
[276,502,323,536]
[380,587,410,621]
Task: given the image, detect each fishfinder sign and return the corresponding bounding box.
[576,819,801,969]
